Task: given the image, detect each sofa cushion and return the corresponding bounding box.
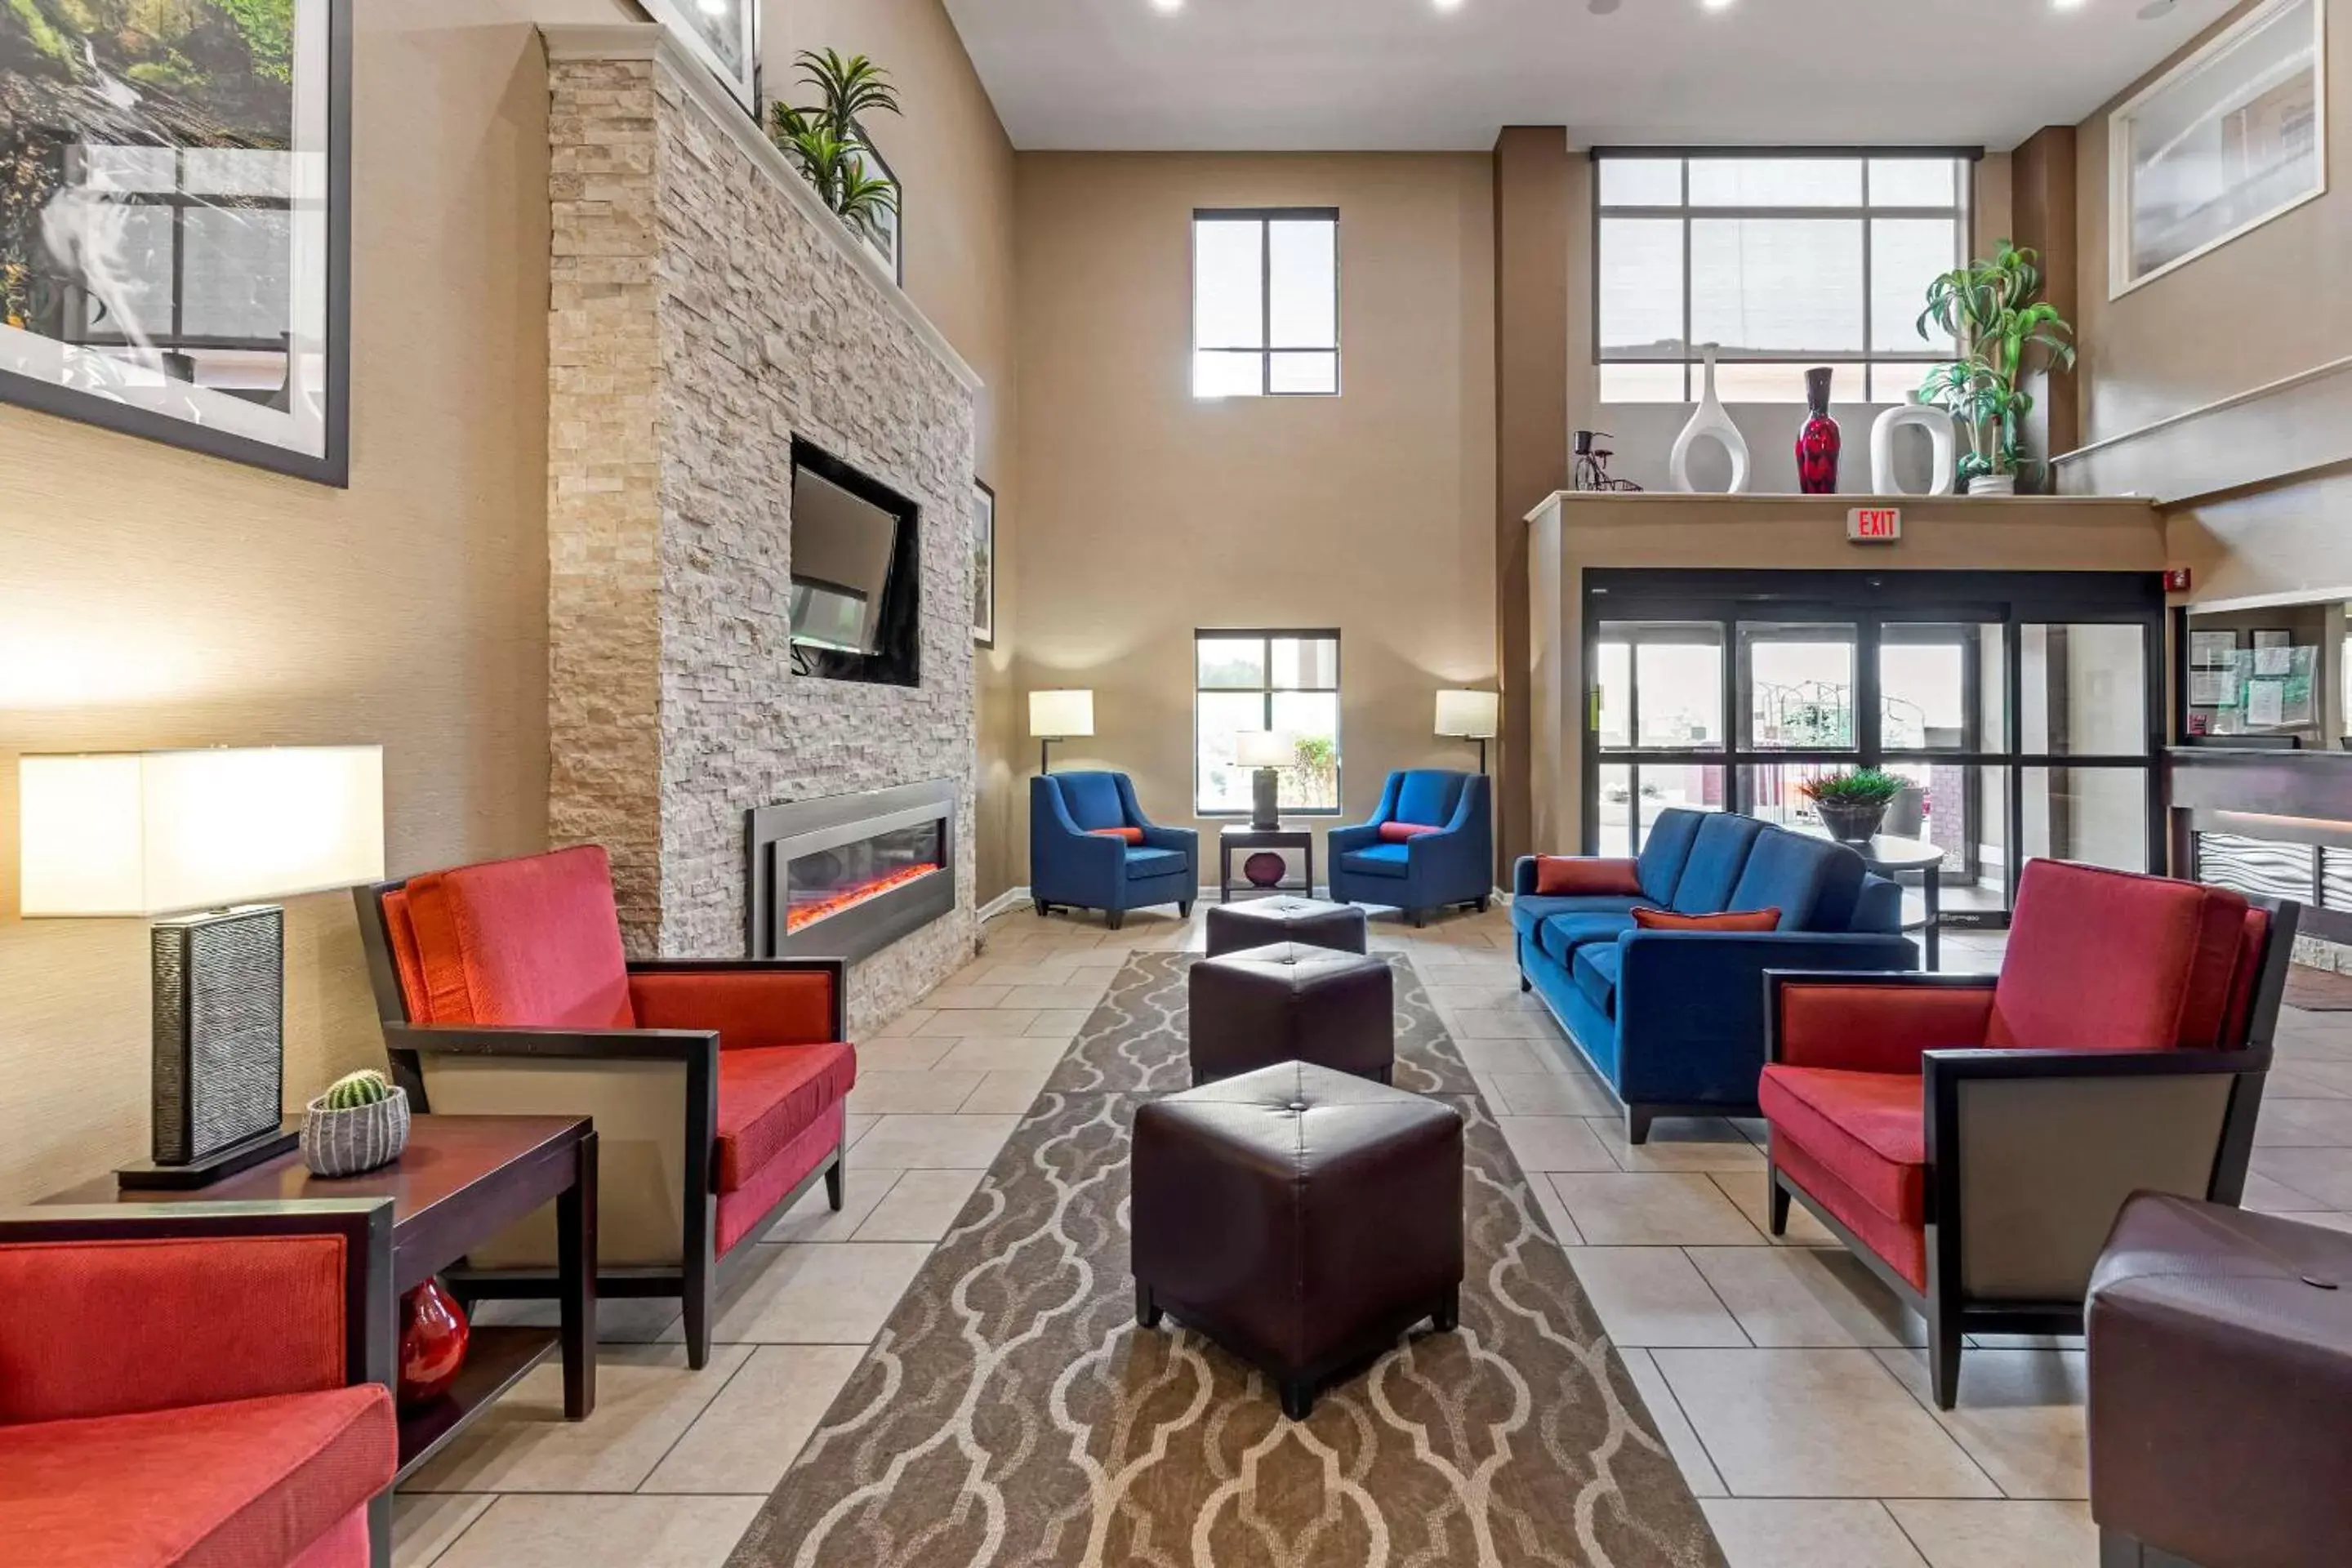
[1538,912,1636,966]
[1772,1131,1928,1290]
[1395,770,1467,829]
[1758,1065,1926,1224]
[717,1100,847,1254]
[1850,874,1905,935]
[1632,906,1781,932]
[629,969,838,1051]
[1340,844,1412,880]
[1989,861,2252,1052]
[1057,772,1127,831]
[1727,831,1860,930]
[1637,808,1708,905]
[1380,822,1444,844]
[1668,814,1765,914]
[1571,944,1622,1017]
[0,1386,395,1568]
[404,845,635,1030]
[1512,893,1643,941]
[1125,846,1190,881]
[715,1042,857,1193]
[1535,856,1643,897]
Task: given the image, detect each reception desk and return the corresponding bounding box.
[2168,746,2352,944]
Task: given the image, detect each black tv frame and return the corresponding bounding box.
[789,437,922,688]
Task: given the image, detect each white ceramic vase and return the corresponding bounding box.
[1869,403,1957,496]
[1668,347,1750,494]
[1967,473,2018,497]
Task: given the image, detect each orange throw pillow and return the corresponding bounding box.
[1631,906,1782,932]
[1089,826,1143,844]
[1379,822,1444,844]
[1534,857,1644,897]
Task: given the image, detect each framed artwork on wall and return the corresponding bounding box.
[637,0,760,116]
[973,479,996,648]
[0,0,352,485]
[2109,0,2326,296]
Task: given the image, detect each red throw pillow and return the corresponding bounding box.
[1534,856,1643,897]
[1631,906,1782,932]
[1379,822,1444,844]
[1089,826,1143,844]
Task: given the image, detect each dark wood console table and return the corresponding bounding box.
[1218,824,1317,902]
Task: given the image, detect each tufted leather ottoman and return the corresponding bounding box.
[1187,942,1393,1085]
[1205,895,1370,957]
[2087,1192,2352,1567]
[1131,1060,1463,1419]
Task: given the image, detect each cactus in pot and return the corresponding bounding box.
[305,1066,410,1176]
[323,1068,393,1111]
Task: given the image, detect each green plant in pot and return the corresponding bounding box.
[1916,239,2076,496]
[768,49,902,243]
[1798,768,1906,844]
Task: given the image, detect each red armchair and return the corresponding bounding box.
[354,845,856,1368]
[0,1200,397,1567]
[1762,858,2296,1410]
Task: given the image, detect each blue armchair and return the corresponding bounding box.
[1031,772,1199,929]
[1327,769,1494,927]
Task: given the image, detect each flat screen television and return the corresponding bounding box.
[789,439,921,687]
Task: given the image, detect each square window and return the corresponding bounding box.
[1196,631,1342,813]
[1192,210,1339,399]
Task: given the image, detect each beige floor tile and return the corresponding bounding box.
[854,1167,987,1242]
[1689,1246,1926,1348]
[1652,1348,1998,1499]
[2265,1067,2352,1100]
[1592,1117,1767,1174]
[1486,1070,1621,1116]
[1699,1499,1927,1568]
[1886,1500,2098,1567]
[639,1343,866,1494]
[850,1112,1021,1168]
[1617,1348,1725,1498]
[1876,1348,2088,1500]
[403,1344,746,1494]
[924,985,1013,1009]
[2240,1169,2332,1212]
[1424,982,1542,1011]
[1566,1246,1750,1348]
[866,1008,934,1040]
[1497,1115,1621,1173]
[1025,1008,1094,1038]
[1530,1175,1586,1246]
[392,1492,493,1568]
[1711,1170,1841,1247]
[845,1113,878,1149]
[933,1037,1071,1075]
[849,1069,989,1115]
[1449,1009,1564,1040]
[1452,1039,1559,1076]
[692,1241,934,1344]
[852,1036,958,1072]
[2255,1096,2352,1145]
[958,1066,1054,1114]
[1000,982,1108,1010]
[762,1165,902,1244]
[2252,1146,2352,1208]
[915,1008,1043,1038]
[431,1494,762,1568]
[1550,1172,1767,1246]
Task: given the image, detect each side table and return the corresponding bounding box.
[1852,835,1946,971]
[1218,824,1317,903]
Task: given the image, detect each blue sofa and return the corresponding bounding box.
[1031,771,1199,929]
[1514,808,1917,1140]
[1327,769,1494,927]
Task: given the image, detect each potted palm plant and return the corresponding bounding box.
[1916,241,2076,496]
[1798,768,1907,844]
[768,49,902,246]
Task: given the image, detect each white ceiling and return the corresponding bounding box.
[942,0,2235,152]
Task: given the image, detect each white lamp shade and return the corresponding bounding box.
[1435,689,1500,740]
[1028,689,1094,739]
[1234,730,1294,768]
[19,746,386,917]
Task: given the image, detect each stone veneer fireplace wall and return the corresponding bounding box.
[542,24,982,1033]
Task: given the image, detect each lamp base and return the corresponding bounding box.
[152,904,287,1168]
[116,1119,301,1190]
[1250,768,1281,831]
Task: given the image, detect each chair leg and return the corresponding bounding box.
[1929,1312,1963,1410]
[1178,900,1194,918]
[825,1155,845,1212]
[1766,1163,1790,1237]
[683,1282,713,1372]
[1476,896,1490,914]
[1034,899,1049,917]
[1520,971,1532,993]
[1412,908,1428,929]
[1626,1105,1655,1145]
[1107,910,1125,931]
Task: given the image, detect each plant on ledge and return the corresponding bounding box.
[768,49,902,243]
[1798,767,1907,844]
[1916,239,2076,495]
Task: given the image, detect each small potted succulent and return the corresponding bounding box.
[303,1067,411,1178]
[1798,768,1906,844]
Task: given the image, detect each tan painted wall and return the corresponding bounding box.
[1012,153,1499,884]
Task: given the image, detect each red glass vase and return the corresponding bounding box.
[1795,367,1841,494]
[399,1277,470,1406]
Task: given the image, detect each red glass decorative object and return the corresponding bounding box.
[399,1277,470,1406]
[1795,367,1842,495]
[1243,851,1287,889]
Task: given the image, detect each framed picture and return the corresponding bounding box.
[849,131,902,285]
[0,0,351,484]
[2189,629,2240,668]
[637,0,760,116]
[2109,0,2326,296]
[972,479,996,648]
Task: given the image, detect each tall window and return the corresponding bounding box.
[1196,631,1343,814]
[1192,208,1339,399]
[1596,152,1971,403]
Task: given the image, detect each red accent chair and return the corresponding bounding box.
[354,845,855,1367]
[0,1200,398,1567]
[1761,858,2296,1409]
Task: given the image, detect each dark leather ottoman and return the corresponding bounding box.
[1131,1060,1463,1419]
[1205,895,1369,957]
[1187,942,1393,1085]
[2088,1192,2352,1568]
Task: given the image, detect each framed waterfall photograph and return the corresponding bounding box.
[638,0,760,117]
[0,0,351,485]
[973,479,996,648]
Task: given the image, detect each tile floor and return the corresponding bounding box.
[393,907,2352,1568]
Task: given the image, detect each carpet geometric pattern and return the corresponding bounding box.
[726,953,1726,1568]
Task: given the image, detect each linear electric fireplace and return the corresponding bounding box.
[747,778,958,962]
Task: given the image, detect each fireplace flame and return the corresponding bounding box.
[785,862,945,933]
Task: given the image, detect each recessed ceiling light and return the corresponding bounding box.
[1702,0,1736,11]
[1151,0,1180,11]
[2053,0,2087,10]
[1435,0,1466,10]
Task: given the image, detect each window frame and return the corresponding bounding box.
[1190,207,1342,399]
[1193,627,1344,817]
[1591,147,1980,403]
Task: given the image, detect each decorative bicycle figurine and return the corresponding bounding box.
[1573,429,1642,492]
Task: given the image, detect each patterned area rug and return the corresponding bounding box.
[727,953,1725,1568]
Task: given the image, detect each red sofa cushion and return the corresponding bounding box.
[0,1387,394,1568]
[403,845,635,1030]
[715,1042,858,1194]
[1772,1134,1929,1291]
[1759,1065,1927,1226]
[1988,861,2250,1053]
[1534,856,1643,897]
[718,1100,849,1254]
[2218,906,2274,1050]
[629,969,839,1050]
[1632,906,1780,933]
[1379,822,1443,844]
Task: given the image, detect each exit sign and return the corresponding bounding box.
[1848,506,1902,543]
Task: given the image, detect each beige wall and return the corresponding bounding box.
[1012,154,1498,884]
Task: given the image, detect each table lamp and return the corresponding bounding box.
[1435,690,1500,774]
[1234,729,1293,831]
[18,746,386,1187]
[1030,689,1094,774]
